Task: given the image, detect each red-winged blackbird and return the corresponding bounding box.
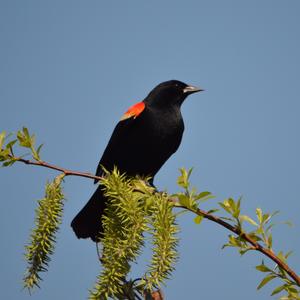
[71,80,203,241]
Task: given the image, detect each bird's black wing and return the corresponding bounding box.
[94,115,142,183]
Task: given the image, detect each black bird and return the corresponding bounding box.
[71,80,203,241]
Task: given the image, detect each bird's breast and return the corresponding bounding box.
[142,108,184,150]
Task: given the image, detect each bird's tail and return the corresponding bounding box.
[71,186,106,242]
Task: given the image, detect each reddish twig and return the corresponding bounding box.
[17,157,102,181]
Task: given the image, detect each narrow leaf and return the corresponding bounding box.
[240,215,258,226]
[267,234,273,249]
[177,168,189,189]
[239,248,252,256]
[257,274,276,290]
[195,191,211,199]
[271,284,286,296]
[256,208,263,223]
[256,263,271,272]
[37,144,44,155]
[262,213,271,224]
[6,139,17,151]
[0,131,6,150]
[23,127,30,139]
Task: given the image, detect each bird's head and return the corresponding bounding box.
[145,80,203,108]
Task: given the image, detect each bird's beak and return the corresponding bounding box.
[183,85,204,95]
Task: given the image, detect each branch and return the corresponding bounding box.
[180,204,300,286]
[15,156,102,181]
[13,157,300,287]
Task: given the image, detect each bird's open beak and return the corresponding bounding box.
[183,85,204,94]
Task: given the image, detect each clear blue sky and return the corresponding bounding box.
[1,1,300,299]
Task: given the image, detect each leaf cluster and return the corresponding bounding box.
[90,169,179,299]
[144,191,179,292]
[171,169,300,299]
[0,130,18,166]
[256,257,300,300]
[17,127,43,161]
[175,168,214,216]
[0,127,43,167]
[23,174,65,290]
[218,198,299,298]
[90,170,149,299]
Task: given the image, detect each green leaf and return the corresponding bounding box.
[197,191,211,198]
[187,167,193,179]
[23,127,30,139]
[0,148,11,163]
[17,128,32,148]
[0,131,6,150]
[256,263,271,272]
[32,146,40,161]
[194,191,214,203]
[262,213,271,224]
[267,234,273,249]
[287,286,299,294]
[237,196,242,210]
[228,235,241,247]
[257,274,276,290]
[227,198,235,210]
[239,248,252,256]
[177,168,190,189]
[219,201,232,214]
[36,144,43,156]
[177,193,190,208]
[3,160,16,167]
[6,139,17,151]
[240,215,258,226]
[194,215,203,225]
[256,208,263,223]
[271,284,286,296]
[30,134,36,147]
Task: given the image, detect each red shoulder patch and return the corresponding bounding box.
[120,101,145,121]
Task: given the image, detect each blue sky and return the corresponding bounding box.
[1,1,300,299]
